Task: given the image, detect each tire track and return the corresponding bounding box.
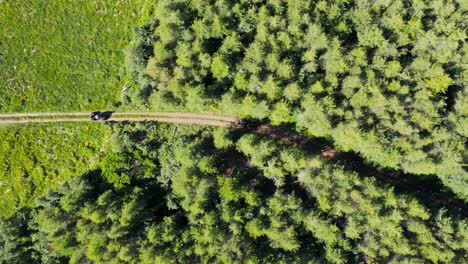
[0,112,238,122]
[0,117,233,127]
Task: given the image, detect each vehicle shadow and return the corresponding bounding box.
[100,111,114,120]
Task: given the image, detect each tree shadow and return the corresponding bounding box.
[233,118,468,217]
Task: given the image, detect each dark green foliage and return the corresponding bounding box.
[299,165,468,263]
[34,171,166,263]
[126,0,468,200]
[4,124,467,263]
[0,208,66,264]
[0,208,36,263]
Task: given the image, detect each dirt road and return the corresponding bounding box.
[0,112,238,122]
[0,112,238,127]
[0,117,232,127]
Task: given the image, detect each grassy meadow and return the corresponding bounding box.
[0,124,109,217]
[0,0,156,216]
[0,0,156,112]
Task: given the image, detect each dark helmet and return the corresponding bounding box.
[90,111,102,121]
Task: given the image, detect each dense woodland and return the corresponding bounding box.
[1,0,468,263]
[125,0,468,200]
[2,123,468,263]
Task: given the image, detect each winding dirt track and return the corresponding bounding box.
[0,112,239,127]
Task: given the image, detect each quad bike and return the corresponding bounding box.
[90,111,112,121]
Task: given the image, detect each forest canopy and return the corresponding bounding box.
[2,123,468,263]
[125,0,468,200]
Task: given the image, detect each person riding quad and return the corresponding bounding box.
[90,111,111,121]
[90,111,103,121]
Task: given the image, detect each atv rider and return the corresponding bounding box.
[90,111,112,121]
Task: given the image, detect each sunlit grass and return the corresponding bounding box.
[0,0,156,112]
[0,0,157,216]
[0,123,109,217]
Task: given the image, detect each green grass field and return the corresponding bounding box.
[0,0,156,112]
[0,123,109,217]
[0,0,157,216]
